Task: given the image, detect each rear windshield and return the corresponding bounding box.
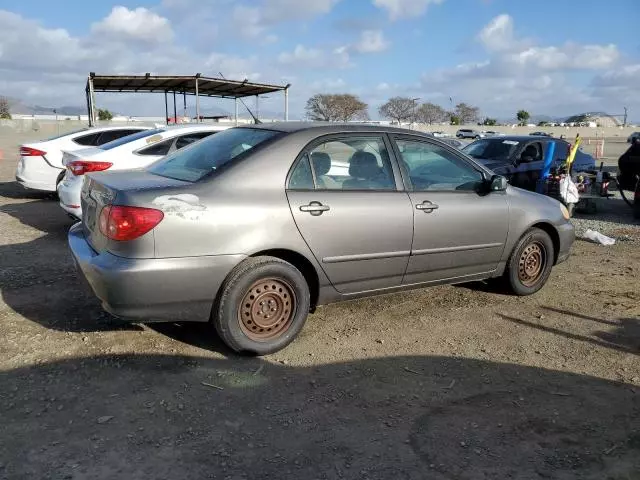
[98,128,165,151]
[42,128,89,141]
[147,128,282,182]
[463,139,519,162]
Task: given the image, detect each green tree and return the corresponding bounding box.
[0,96,11,119]
[97,108,113,121]
[483,117,497,126]
[305,94,368,122]
[516,110,530,125]
[449,114,460,125]
[454,103,479,124]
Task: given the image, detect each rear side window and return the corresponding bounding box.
[175,131,215,150]
[95,129,143,145]
[147,128,281,182]
[73,132,101,146]
[99,129,164,151]
[137,137,175,156]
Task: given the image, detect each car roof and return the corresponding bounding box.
[237,121,437,138]
[477,135,562,142]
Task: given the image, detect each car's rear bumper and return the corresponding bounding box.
[58,175,83,218]
[555,222,575,264]
[15,156,62,192]
[68,223,246,323]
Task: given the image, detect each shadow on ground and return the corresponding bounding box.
[0,354,638,479]
[0,196,139,334]
[498,307,640,356]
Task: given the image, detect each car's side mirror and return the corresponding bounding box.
[490,175,508,191]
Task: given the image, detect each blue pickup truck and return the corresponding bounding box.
[462,135,595,191]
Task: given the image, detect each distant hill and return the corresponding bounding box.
[4,97,86,116]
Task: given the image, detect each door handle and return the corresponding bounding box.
[300,201,330,216]
[416,201,439,212]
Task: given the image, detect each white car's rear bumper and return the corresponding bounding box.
[15,155,63,192]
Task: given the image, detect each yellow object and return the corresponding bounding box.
[565,135,582,170]
[560,204,570,220]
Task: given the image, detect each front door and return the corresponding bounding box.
[391,136,509,284]
[287,134,413,294]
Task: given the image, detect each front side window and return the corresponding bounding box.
[147,128,282,182]
[395,139,483,192]
[300,136,395,190]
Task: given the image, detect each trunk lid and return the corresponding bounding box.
[81,170,191,256]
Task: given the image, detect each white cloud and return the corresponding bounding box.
[277,44,352,68]
[353,30,390,53]
[372,0,444,20]
[230,0,339,38]
[309,78,346,90]
[91,6,173,43]
[478,14,515,52]
[205,53,259,80]
[415,15,628,117]
[376,82,390,90]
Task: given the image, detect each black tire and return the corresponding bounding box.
[503,228,555,296]
[634,200,640,220]
[213,256,310,355]
[456,134,463,138]
[475,135,481,139]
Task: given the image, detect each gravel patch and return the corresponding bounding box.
[570,190,640,244]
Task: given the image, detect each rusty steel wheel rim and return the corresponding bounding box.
[238,278,296,341]
[518,241,546,287]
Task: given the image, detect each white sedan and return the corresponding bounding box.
[16,126,150,192]
[58,124,230,218]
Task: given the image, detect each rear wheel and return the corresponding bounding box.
[504,228,554,295]
[213,256,310,355]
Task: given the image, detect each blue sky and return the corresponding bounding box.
[1,0,638,120]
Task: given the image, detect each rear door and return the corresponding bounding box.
[287,134,414,294]
[390,135,509,284]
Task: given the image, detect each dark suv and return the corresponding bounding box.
[462,136,595,191]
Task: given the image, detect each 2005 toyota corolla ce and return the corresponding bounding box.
[68,123,575,355]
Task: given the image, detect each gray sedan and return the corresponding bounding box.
[69,123,575,355]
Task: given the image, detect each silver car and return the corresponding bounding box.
[69,123,575,355]
[456,128,484,139]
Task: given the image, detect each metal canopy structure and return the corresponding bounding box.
[85,72,291,126]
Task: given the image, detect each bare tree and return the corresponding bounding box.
[415,102,446,125]
[455,103,479,124]
[0,96,11,119]
[305,94,369,122]
[378,97,416,124]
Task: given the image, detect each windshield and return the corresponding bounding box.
[99,129,165,151]
[147,128,282,182]
[463,139,519,161]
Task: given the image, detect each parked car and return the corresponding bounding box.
[440,138,465,149]
[530,131,553,137]
[627,132,640,143]
[15,126,150,192]
[58,124,229,218]
[431,131,450,138]
[68,123,575,355]
[462,135,595,191]
[456,128,484,139]
[482,131,504,137]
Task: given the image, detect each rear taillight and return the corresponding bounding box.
[99,205,164,241]
[20,146,46,157]
[68,161,113,176]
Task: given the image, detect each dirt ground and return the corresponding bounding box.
[0,130,639,480]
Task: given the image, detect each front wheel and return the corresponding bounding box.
[504,228,555,295]
[213,256,310,355]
